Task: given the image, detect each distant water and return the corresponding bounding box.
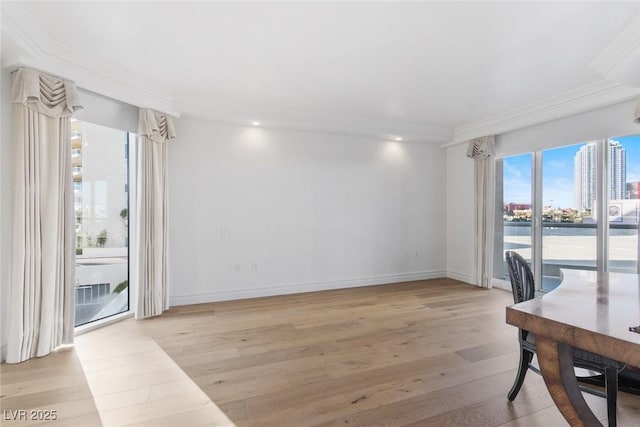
[504,224,638,237]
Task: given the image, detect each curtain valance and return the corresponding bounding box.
[466,136,496,160]
[11,68,83,118]
[139,108,176,143]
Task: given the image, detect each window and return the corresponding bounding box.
[609,135,640,274]
[73,120,130,326]
[540,143,598,290]
[495,134,640,291]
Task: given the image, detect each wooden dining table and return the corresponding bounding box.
[506,269,640,427]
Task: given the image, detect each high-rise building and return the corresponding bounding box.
[610,140,626,200]
[574,140,626,211]
[574,143,597,211]
[627,182,640,199]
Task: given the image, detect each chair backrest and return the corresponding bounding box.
[505,251,535,304]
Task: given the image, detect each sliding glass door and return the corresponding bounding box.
[495,133,640,292]
[609,135,640,274]
[493,153,533,282]
[541,143,597,290]
[72,120,130,326]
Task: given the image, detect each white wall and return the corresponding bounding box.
[168,119,446,305]
[445,143,475,284]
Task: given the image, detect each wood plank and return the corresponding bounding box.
[0,350,101,426]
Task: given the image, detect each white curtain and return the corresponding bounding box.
[466,136,496,288]
[136,108,175,318]
[6,68,82,363]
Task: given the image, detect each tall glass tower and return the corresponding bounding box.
[609,140,626,200]
[574,140,626,211]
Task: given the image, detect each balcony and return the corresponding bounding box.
[498,221,639,291]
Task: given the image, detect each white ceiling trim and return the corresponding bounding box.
[589,13,640,88]
[444,80,640,148]
[0,3,179,117]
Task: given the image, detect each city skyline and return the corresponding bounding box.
[503,134,640,209]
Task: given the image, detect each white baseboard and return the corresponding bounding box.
[446,270,475,285]
[169,270,447,306]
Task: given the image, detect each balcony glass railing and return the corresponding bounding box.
[499,221,639,291]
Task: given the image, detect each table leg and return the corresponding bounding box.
[536,335,602,427]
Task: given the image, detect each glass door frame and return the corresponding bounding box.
[74,129,138,333]
[523,140,610,292]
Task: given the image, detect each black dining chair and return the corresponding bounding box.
[505,250,625,427]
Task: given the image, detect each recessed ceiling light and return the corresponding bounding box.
[252,121,261,126]
[394,137,403,141]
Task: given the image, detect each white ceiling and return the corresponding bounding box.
[2,1,640,143]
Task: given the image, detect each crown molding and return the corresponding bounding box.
[1,3,179,117]
[589,13,640,87]
[444,80,640,148]
[176,95,453,143]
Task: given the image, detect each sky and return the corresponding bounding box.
[503,134,640,209]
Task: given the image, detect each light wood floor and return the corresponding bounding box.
[1,347,102,426]
[141,278,640,426]
[1,315,233,426]
[2,278,640,426]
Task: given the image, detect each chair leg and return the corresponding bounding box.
[604,367,618,427]
[508,348,533,401]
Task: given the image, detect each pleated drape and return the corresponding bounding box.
[6,68,82,363]
[466,136,496,289]
[136,108,175,318]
